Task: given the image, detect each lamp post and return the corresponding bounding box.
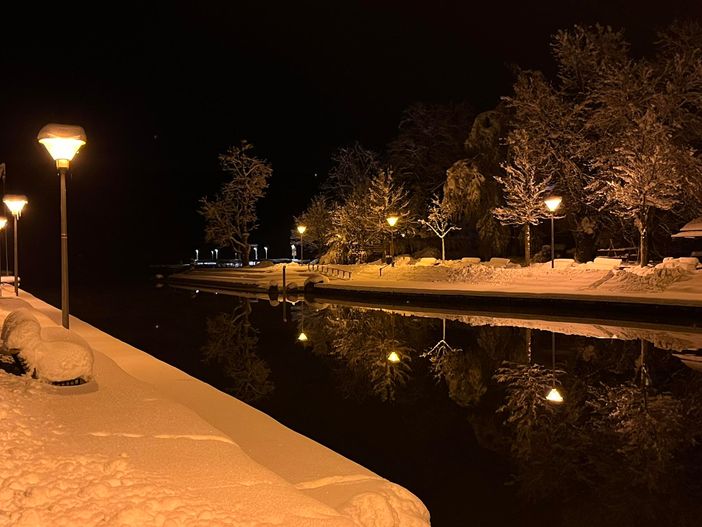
[38,123,87,329]
[544,195,562,269]
[0,216,6,296]
[3,195,27,296]
[297,225,306,263]
[386,215,399,264]
[264,246,268,259]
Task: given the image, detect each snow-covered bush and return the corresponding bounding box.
[1,309,93,384]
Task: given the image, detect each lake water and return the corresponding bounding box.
[43,280,702,526]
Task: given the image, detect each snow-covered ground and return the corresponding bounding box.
[0,294,429,527]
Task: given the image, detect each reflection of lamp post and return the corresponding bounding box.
[544,195,562,269]
[297,225,306,262]
[546,332,564,404]
[386,215,399,264]
[387,351,401,363]
[3,195,27,296]
[38,123,87,329]
[0,216,6,296]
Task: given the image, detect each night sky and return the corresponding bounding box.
[1,1,700,289]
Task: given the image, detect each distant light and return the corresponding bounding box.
[195,289,200,294]
[387,351,401,363]
[155,324,159,329]
[297,225,307,234]
[386,215,399,227]
[546,387,564,403]
[298,332,308,342]
[3,195,28,218]
[37,123,87,162]
[544,195,562,212]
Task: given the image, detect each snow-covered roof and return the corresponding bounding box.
[672,217,702,238]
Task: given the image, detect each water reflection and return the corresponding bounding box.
[190,287,702,525]
[200,298,274,402]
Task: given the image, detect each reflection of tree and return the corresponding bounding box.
[303,305,414,402]
[201,300,274,403]
[489,341,702,526]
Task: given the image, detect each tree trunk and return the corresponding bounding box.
[441,236,445,261]
[523,224,531,266]
[639,210,649,267]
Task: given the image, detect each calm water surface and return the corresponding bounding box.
[40,280,702,527]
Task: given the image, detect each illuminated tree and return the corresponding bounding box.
[294,195,332,256]
[199,141,272,265]
[492,131,553,265]
[418,194,461,260]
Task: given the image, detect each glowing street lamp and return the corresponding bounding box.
[3,195,27,296]
[38,123,87,329]
[0,216,6,296]
[298,331,308,342]
[297,225,306,263]
[544,195,562,269]
[387,351,401,363]
[386,215,399,264]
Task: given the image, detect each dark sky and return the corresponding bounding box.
[0,1,700,287]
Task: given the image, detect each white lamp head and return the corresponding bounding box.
[0,216,7,230]
[387,351,401,363]
[544,195,562,213]
[386,215,399,227]
[3,195,28,218]
[298,332,308,342]
[37,123,87,166]
[297,225,306,235]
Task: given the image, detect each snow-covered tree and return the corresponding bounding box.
[492,132,554,265]
[199,141,272,265]
[418,194,461,260]
[322,143,380,200]
[367,169,412,237]
[587,111,697,266]
[294,195,332,256]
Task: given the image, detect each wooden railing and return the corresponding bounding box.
[307,263,352,280]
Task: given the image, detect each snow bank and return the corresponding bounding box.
[0,297,430,527]
[0,308,93,384]
[592,266,695,293]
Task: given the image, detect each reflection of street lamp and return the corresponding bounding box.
[544,195,562,269]
[298,331,308,342]
[297,225,306,262]
[546,332,564,404]
[0,216,6,296]
[264,246,268,259]
[386,215,399,264]
[38,123,87,329]
[387,351,401,363]
[3,195,27,296]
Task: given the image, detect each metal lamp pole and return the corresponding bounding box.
[38,123,87,329]
[3,196,27,297]
[544,196,562,270]
[297,225,306,263]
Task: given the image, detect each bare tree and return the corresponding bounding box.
[419,194,461,260]
[199,141,272,265]
[323,143,381,199]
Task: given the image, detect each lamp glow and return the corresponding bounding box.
[387,351,401,363]
[37,124,87,163]
[297,225,306,234]
[546,387,564,404]
[0,216,7,230]
[298,332,308,342]
[544,195,562,212]
[386,215,399,227]
[4,195,28,218]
